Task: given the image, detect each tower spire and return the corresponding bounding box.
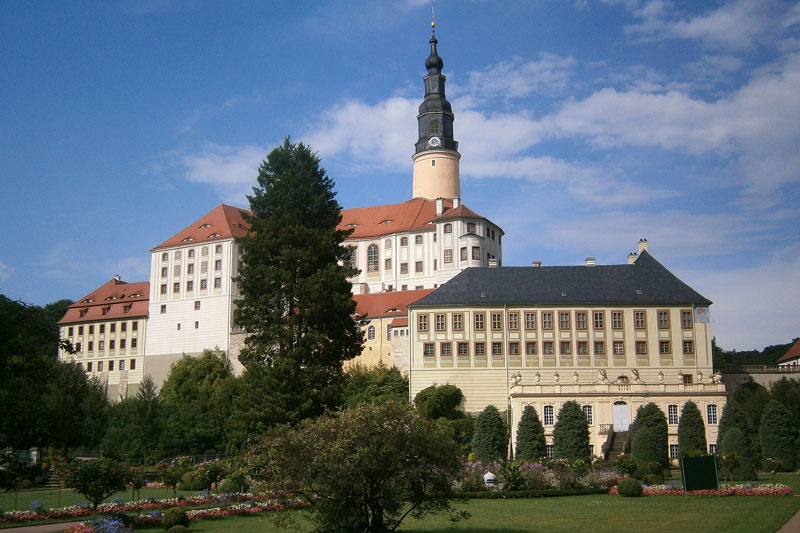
[412,21,461,200]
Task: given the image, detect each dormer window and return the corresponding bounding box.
[346,223,357,228]
[123,304,131,313]
[79,309,88,317]
[105,296,116,301]
[209,233,221,238]
[182,237,194,242]
[235,224,246,229]
[379,220,392,224]
[101,306,110,315]
[82,298,93,303]
[199,223,211,229]
[130,293,140,298]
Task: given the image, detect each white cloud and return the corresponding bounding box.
[0,260,11,280]
[180,143,269,204]
[461,54,576,101]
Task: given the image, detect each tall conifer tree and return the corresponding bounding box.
[235,139,363,425]
[515,405,546,461]
[552,401,590,462]
[677,400,707,458]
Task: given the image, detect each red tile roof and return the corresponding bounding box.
[58,278,149,325]
[777,338,800,363]
[152,204,250,251]
[390,317,409,328]
[354,289,435,320]
[340,198,487,239]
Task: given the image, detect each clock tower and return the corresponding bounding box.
[412,23,461,200]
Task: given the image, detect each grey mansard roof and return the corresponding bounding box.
[410,251,712,308]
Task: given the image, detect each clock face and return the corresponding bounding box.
[428,136,441,148]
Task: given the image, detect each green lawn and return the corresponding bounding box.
[0,486,195,512]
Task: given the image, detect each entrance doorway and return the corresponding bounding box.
[613,401,630,431]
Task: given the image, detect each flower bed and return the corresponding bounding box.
[0,492,281,524]
[608,483,793,496]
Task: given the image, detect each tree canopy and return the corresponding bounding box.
[234,138,363,425]
[342,362,409,408]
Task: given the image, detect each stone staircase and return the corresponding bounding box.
[42,470,61,488]
[606,431,628,461]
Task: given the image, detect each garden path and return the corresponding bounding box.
[2,521,81,532]
[778,501,800,532]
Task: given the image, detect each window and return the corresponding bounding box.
[215,244,222,254]
[709,444,717,455]
[595,341,605,355]
[441,343,452,357]
[452,313,464,331]
[194,300,201,311]
[668,405,679,424]
[177,323,181,331]
[525,312,536,330]
[110,323,115,333]
[593,311,604,329]
[214,259,222,271]
[86,361,92,372]
[401,285,407,291]
[119,359,125,371]
[559,312,570,329]
[636,341,647,355]
[435,314,446,331]
[109,340,115,350]
[660,341,671,354]
[100,324,105,333]
[400,262,409,274]
[418,314,429,332]
[160,284,167,295]
[415,235,423,245]
[577,341,588,355]
[423,343,435,357]
[543,341,554,355]
[201,261,208,274]
[384,258,392,271]
[508,312,519,330]
[383,238,391,250]
[475,342,486,356]
[544,405,554,425]
[367,325,376,340]
[121,322,127,332]
[174,250,182,260]
[162,252,168,261]
[68,326,74,336]
[88,341,94,351]
[670,444,679,459]
[415,261,423,273]
[188,249,195,258]
[99,340,105,351]
[160,305,167,314]
[130,359,136,370]
[78,326,84,335]
[174,264,181,276]
[87,325,93,335]
[492,342,503,356]
[658,311,670,329]
[401,236,408,246]
[387,324,392,340]
[526,342,537,355]
[444,223,452,234]
[108,360,114,371]
[472,246,481,260]
[612,311,623,329]
[467,222,476,233]
[173,282,180,293]
[583,405,593,425]
[201,279,208,290]
[161,267,168,278]
[131,338,137,348]
[201,247,208,257]
[433,259,437,270]
[634,311,646,329]
[98,361,104,372]
[186,280,193,291]
[458,342,469,356]
[683,340,695,355]
[474,313,485,331]
[613,341,624,355]
[460,247,467,261]
[542,312,553,330]
[509,342,520,356]
[560,341,571,355]
[214,277,222,289]
[575,312,587,330]
[187,263,194,275]
[444,249,452,263]
[367,244,379,272]
[681,310,693,329]
[491,312,502,330]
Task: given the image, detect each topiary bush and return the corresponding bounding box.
[471,405,507,463]
[162,507,189,530]
[678,401,707,458]
[616,477,643,497]
[630,403,669,469]
[552,401,590,462]
[515,405,546,461]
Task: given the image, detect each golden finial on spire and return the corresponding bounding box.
[431,6,436,30]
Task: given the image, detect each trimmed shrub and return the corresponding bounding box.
[629,403,669,469]
[414,384,464,420]
[616,477,643,497]
[677,401,707,458]
[471,405,507,463]
[716,399,749,450]
[760,400,798,471]
[719,427,756,480]
[615,454,638,477]
[162,507,189,530]
[515,405,546,461]
[553,401,590,462]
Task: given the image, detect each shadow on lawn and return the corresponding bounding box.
[414,530,531,533]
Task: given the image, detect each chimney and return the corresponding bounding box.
[585,257,596,267]
[452,197,460,208]
[628,252,638,264]
[435,197,444,216]
[531,261,542,267]
[638,238,649,254]
[114,274,121,281]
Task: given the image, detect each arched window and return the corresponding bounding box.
[367,244,379,272]
[367,325,376,340]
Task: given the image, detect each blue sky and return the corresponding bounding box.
[2,0,798,351]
